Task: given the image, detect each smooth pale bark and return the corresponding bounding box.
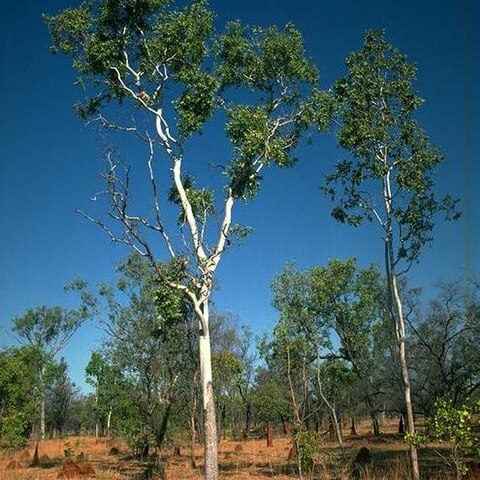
[392,271,420,480]
[40,394,46,440]
[40,365,46,440]
[383,170,420,480]
[190,370,198,469]
[106,410,112,437]
[95,380,99,438]
[199,306,219,480]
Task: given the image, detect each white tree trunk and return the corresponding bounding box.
[190,371,198,469]
[40,365,46,440]
[40,395,46,440]
[199,304,219,480]
[383,170,420,480]
[107,410,112,437]
[391,273,420,480]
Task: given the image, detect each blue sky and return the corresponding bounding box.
[1,0,478,392]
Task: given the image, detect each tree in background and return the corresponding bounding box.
[310,259,386,436]
[210,312,256,440]
[85,351,123,438]
[323,30,459,480]
[459,278,480,399]
[45,357,80,437]
[0,346,42,449]
[12,301,90,440]
[251,366,291,444]
[45,2,333,476]
[96,253,195,456]
[271,265,334,478]
[407,280,480,413]
[272,260,389,447]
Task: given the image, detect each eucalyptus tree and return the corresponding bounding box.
[271,264,342,478]
[86,351,124,437]
[323,30,459,479]
[310,259,386,436]
[272,260,386,443]
[251,366,292,445]
[96,253,196,455]
[264,322,318,480]
[12,302,90,439]
[46,357,79,437]
[45,1,332,476]
[407,281,480,413]
[209,313,255,439]
[460,278,480,399]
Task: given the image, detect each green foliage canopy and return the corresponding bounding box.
[324,30,459,266]
[45,0,334,201]
[0,346,42,448]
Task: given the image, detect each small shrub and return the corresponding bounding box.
[63,440,75,460]
[427,397,480,479]
[0,411,29,450]
[294,427,324,476]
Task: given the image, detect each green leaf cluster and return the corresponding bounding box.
[293,426,323,471]
[13,305,89,357]
[310,259,384,363]
[0,346,42,449]
[427,397,480,477]
[114,253,188,332]
[428,398,480,453]
[45,0,218,135]
[216,22,317,89]
[46,2,333,205]
[325,29,460,264]
[168,175,215,224]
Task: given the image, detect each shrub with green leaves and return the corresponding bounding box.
[0,346,41,449]
[427,397,480,479]
[0,411,29,450]
[294,426,324,474]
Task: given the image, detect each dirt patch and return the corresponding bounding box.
[58,462,81,478]
[78,462,96,476]
[5,460,22,470]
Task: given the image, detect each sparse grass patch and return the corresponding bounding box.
[0,420,467,480]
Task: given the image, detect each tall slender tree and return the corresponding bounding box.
[13,303,89,439]
[323,30,459,480]
[45,2,332,477]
